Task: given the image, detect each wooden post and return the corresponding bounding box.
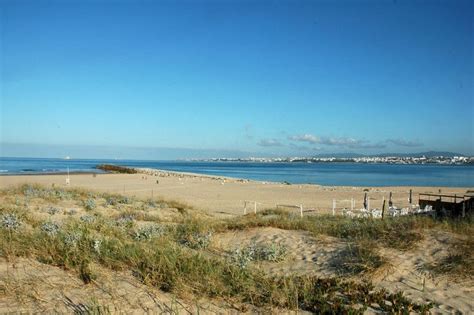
[454,194,457,215]
[364,192,368,210]
[382,198,386,219]
[300,205,303,218]
[462,197,466,217]
[409,189,412,206]
[389,192,393,207]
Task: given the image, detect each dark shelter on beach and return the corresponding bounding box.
[418,192,474,218]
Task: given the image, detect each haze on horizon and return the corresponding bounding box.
[1,0,473,160]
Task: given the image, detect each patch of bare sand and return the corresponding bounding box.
[212,227,346,277]
[375,231,474,314]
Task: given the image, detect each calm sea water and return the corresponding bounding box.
[0,157,473,187]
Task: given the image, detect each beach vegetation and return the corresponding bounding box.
[2,184,467,312]
[40,221,60,236]
[1,213,22,231]
[424,237,474,280]
[84,198,96,211]
[219,209,461,251]
[330,242,385,275]
[230,241,287,269]
[46,206,60,215]
[134,224,166,241]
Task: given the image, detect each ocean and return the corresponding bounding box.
[0,157,473,187]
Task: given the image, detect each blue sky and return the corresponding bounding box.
[1,0,473,159]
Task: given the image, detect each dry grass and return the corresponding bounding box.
[3,184,468,313]
[424,237,474,281]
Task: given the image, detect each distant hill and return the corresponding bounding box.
[312,153,366,158]
[373,151,464,158]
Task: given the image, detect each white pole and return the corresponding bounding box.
[368,198,370,211]
[300,205,303,218]
[332,199,335,216]
[66,167,70,186]
[254,201,257,214]
[351,198,354,211]
[244,201,247,215]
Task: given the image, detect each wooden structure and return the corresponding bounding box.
[419,192,473,218]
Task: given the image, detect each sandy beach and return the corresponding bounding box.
[0,169,469,217]
[1,169,473,313]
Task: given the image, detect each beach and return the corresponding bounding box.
[0,169,469,217]
[1,169,473,313]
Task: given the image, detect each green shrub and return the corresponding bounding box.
[84,198,96,211]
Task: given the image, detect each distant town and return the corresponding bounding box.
[197,155,474,165]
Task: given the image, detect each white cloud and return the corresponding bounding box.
[288,133,386,149]
[288,134,321,144]
[257,138,283,147]
[387,139,423,147]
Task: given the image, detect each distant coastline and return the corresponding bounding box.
[193,155,474,165]
[1,157,473,187]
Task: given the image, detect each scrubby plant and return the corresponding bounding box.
[158,202,169,209]
[330,242,385,275]
[230,247,255,269]
[146,199,157,208]
[116,215,134,227]
[105,197,118,206]
[80,215,96,224]
[424,237,474,280]
[84,198,96,211]
[23,184,39,197]
[63,231,83,247]
[21,184,73,200]
[40,222,60,236]
[256,242,287,262]
[1,213,21,231]
[180,231,212,249]
[46,206,60,215]
[118,196,132,204]
[134,224,166,241]
[230,242,287,269]
[55,189,72,200]
[175,218,215,249]
[92,239,102,254]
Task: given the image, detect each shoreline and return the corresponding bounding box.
[0,171,103,176]
[1,167,472,190]
[131,167,474,190]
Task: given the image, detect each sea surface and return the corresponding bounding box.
[0,157,473,187]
